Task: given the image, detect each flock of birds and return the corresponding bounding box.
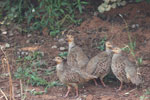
[54,35,143,97]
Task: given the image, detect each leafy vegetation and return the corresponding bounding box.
[97,37,107,51]
[119,14,143,65]
[14,51,61,91]
[58,52,68,58]
[136,0,150,3]
[3,0,88,36]
[140,89,150,100]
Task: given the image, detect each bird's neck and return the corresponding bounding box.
[112,52,121,60]
[68,41,75,53]
[106,47,112,55]
[56,62,64,71]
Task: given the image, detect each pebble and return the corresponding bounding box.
[5,43,10,48]
[25,52,29,55]
[76,97,83,100]
[27,34,32,37]
[26,40,30,44]
[21,51,25,55]
[17,51,20,55]
[51,45,57,49]
[9,33,14,36]
[58,38,66,44]
[131,24,139,29]
[2,31,7,35]
[59,47,65,51]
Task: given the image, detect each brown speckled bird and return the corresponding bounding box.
[86,41,113,87]
[54,57,97,97]
[111,47,142,91]
[66,35,89,70]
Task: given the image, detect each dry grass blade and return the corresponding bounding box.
[0,88,8,100]
[20,80,23,100]
[0,47,15,100]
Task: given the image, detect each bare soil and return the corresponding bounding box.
[0,1,150,100]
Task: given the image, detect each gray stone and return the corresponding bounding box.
[59,47,65,51]
[2,31,7,35]
[26,40,30,44]
[27,34,32,37]
[5,43,10,48]
[51,45,57,49]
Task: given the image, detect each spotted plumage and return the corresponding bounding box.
[86,41,113,87]
[54,57,97,97]
[111,47,142,90]
[67,35,89,70]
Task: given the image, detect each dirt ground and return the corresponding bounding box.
[0,1,150,100]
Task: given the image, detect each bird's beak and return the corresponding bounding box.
[66,38,72,43]
[108,45,113,49]
[111,49,116,53]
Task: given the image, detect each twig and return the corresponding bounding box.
[20,80,23,100]
[123,88,137,96]
[0,47,15,100]
[0,88,8,100]
[119,14,136,58]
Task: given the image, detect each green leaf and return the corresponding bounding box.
[136,0,142,2]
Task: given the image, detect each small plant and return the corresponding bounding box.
[122,40,136,57]
[137,57,143,65]
[59,52,68,58]
[140,89,150,100]
[3,0,88,36]
[14,51,59,90]
[97,37,107,51]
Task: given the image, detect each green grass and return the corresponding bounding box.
[97,37,107,51]
[3,0,88,36]
[140,89,150,100]
[14,51,61,92]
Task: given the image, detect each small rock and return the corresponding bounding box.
[76,97,83,100]
[26,40,30,44]
[9,33,14,36]
[15,94,21,98]
[135,24,139,28]
[5,43,10,48]
[2,31,7,35]
[131,24,136,29]
[41,40,44,43]
[27,34,32,37]
[17,51,20,55]
[58,38,65,43]
[25,52,29,55]
[51,45,57,49]
[21,51,25,55]
[59,47,65,51]
[131,24,139,29]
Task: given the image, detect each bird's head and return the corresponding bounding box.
[54,56,63,64]
[66,35,74,43]
[105,41,113,49]
[112,47,121,54]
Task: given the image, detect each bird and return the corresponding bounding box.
[66,35,89,70]
[111,47,142,91]
[54,56,97,97]
[86,41,113,87]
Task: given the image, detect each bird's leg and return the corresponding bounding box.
[93,79,98,86]
[118,81,123,91]
[64,85,71,98]
[100,78,106,87]
[73,84,79,98]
